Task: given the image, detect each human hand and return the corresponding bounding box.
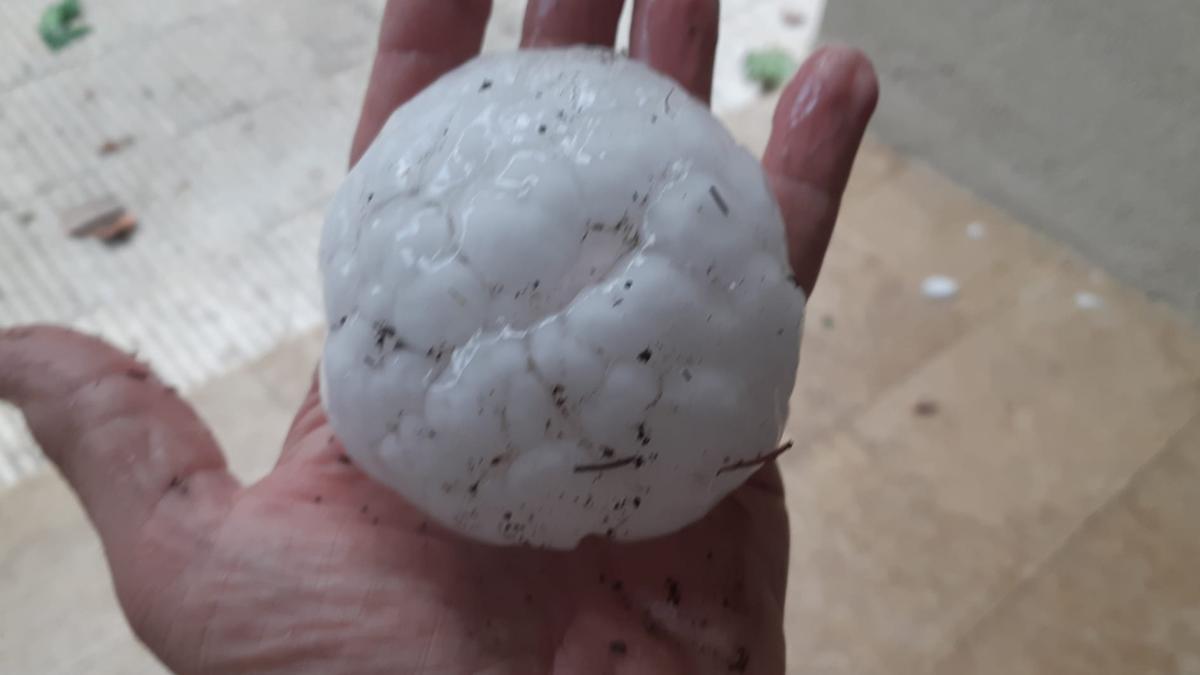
[0,1,876,673]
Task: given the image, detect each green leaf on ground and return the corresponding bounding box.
[744,48,797,93]
[39,0,91,51]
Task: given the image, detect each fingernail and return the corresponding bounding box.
[787,46,876,124]
[766,45,878,185]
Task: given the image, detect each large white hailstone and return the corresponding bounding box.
[319,47,804,548]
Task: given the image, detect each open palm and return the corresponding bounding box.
[0,2,876,673]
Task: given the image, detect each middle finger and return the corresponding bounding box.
[521,0,627,48]
[630,0,720,103]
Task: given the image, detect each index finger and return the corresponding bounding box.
[350,0,493,166]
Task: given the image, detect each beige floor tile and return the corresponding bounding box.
[780,434,1023,674]
[784,148,1065,448]
[932,413,1200,675]
[837,158,1057,321]
[843,260,1200,649]
[0,475,141,674]
[245,328,325,411]
[851,264,1200,523]
[187,367,296,484]
[844,136,906,198]
[46,635,166,675]
[788,229,978,445]
[722,93,780,158]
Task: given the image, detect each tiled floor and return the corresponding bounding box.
[932,415,1200,675]
[771,131,1200,672]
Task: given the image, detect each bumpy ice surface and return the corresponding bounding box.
[319,48,804,548]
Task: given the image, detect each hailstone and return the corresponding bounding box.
[319,47,804,548]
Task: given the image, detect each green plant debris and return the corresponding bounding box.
[744,48,797,93]
[39,0,91,51]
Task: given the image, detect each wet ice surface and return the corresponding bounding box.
[320,48,804,548]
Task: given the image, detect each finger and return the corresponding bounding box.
[520,0,626,48]
[630,0,719,103]
[350,0,493,166]
[762,45,879,295]
[275,371,342,468]
[0,326,237,573]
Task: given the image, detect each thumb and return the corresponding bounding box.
[0,326,238,599]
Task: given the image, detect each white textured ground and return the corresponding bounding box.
[0,0,823,488]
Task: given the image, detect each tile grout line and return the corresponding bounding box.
[919,405,1200,673]
[793,225,1031,454]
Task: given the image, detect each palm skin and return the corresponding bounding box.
[0,1,876,673]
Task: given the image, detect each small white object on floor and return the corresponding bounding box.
[921,275,960,300]
[1074,291,1103,309]
[966,221,987,240]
